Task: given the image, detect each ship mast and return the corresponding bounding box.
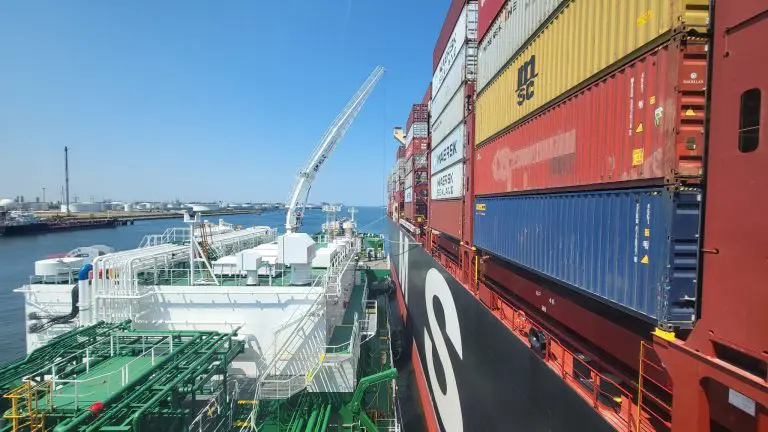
[284,66,384,233]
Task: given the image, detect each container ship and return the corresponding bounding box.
[387,0,767,431]
[1,68,405,431]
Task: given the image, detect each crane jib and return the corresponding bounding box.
[284,66,385,232]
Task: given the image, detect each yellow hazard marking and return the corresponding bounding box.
[635,123,644,133]
[653,327,676,341]
[476,203,487,211]
[644,228,650,237]
[685,108,696,116]
[640,255,649,264]
[649,96,656,105]
[632,149,645,166]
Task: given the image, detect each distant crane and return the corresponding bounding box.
[285,66,385,233]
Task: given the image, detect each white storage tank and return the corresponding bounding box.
[35,257,85,277]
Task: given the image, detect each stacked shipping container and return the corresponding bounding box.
[472,0,709,328]
[404,104,430,222]
[428,1,478,243]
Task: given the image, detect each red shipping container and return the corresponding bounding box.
[433,0,467,73]
[428,199,463,240]
[477,0,505,42]
[406,104,430,132]
[404,202,415,220]
[474,37,706,196]
[422,84,431,104]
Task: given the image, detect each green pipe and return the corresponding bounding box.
[359,411,378,432]
[53,334,205,432]
[125,334,230,432]
[304,408,320,432]
[292,418,305,432]
[317,404,332,432]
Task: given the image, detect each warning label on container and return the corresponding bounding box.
[632,149,644,166]
[640,255,649,264]
[636,123,644,133]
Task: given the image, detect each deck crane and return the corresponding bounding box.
[285,66,385,233]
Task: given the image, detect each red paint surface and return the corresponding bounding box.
[433,0,467,73]
[689,0,768,360]
[478,0,505,42]
[422,84,432,104]
[404,202,415,220]
[436,233,461,259]
[474,38,707,195]
[654,4,768,432]
[483,258,642,370]
[428,199,463,239]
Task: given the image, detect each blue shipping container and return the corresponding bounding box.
[474,188,701,326]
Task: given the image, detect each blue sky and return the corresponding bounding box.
[0,1,446,206]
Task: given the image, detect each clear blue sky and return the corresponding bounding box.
[0,1,447,206]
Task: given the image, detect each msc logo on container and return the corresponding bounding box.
[516,55,539,107]
[475,203,487,216]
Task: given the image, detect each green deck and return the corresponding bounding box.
[46,355,163,410]
[327,281,366,351]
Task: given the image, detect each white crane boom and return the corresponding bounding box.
[285,66,385,232]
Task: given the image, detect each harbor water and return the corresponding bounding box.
[0,207,388,364]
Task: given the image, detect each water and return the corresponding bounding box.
[0,206,388,365]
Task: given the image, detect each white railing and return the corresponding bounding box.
[360,300,378,342]
[140,227,191,248]
[255,292,326,399]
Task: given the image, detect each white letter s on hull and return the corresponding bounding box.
[424,268,464,432]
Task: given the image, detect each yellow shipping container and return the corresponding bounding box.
[475,0,708,145]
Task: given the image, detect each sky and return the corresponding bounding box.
[0,1,448,206]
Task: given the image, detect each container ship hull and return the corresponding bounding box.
[387,220,613,432]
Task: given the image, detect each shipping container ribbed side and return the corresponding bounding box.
[477,0,506,42]
[473,187,701,327]
[477,0,565,92]
[475,0,709,145]
[406,104,429,134]
[433,0,476,73]
[474,37,707,195]
[428,199,464,240]
[431,43,478,121]
[404,201,415,220]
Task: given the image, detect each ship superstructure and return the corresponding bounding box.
[2,67,401,432]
